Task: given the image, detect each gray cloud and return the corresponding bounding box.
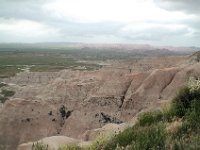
[154,0,200,43]
[122,28,189,41]
[0,0,51,21]
[154,0,200,14]
[51,21,124,37]
[0,0,125,42]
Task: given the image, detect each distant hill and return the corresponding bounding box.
[0,43,199,58]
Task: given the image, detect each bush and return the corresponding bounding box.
[171,135,200,150]
[171,87,191,117]
[138,111,163,126]
[1,89,15,97]
[0,95,8,103]
[172,121,192,139]
[172,140,185,150]
[131,125,166,150]
[185,100,200,126]
[89,136,109,150]
[103,124,166,150]
[171,86,200,118]
[187,77,200,93]
[103,127,136,149]
[0,82,7,88]
[172,100,200,139]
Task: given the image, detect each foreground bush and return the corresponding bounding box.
[0,95,8,103]
[103,124,166,150]
[138,111,163,126]
[171,78,200,117]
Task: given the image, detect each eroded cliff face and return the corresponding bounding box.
[1,61,200,149]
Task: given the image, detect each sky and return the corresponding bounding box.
[0,0,199,46]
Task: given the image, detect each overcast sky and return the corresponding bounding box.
[0,0,199,46]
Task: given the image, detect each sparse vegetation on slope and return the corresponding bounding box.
[0,82,7,88]
[0,89,15,103]
[1,89,15,97]
[58,77,200,150]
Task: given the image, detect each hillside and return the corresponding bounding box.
[56,77,200,150]
[0,51,199,150]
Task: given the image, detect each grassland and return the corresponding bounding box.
[0,50,101,78]
[1,46,147,78]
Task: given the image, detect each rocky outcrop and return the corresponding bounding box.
[123,67,180,109]
[161,63,200,99]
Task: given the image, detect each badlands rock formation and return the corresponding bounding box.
[0,56,200,150]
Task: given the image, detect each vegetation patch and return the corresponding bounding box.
[59,105,73,120]
[0,50,102,78]
[138,111,163,126]
[95,112,123,126]
[0,89,15,103]
[0,66,21,78]
[1,89,15,97]
[0,95,8,103]
[0,82,7,88]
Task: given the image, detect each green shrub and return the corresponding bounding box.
[88,136,109,150]
[171,135,200,150]
[171,140,182,150]
[0,95,8,103]
[171,87,190,117]
[185,100,200,126]
[103,127,136,149]
[172,100,200,139]
[1,89,15,97]
[187,77,200,93]
[138,111,163,126]
[130,125,166,150]
[160,101,180,121]
[103,124,166,150]
[171,86,200,118]
[184,135,200,150]
[0,82,7,88]
[32,142,48,150]
[172,121,191,139]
